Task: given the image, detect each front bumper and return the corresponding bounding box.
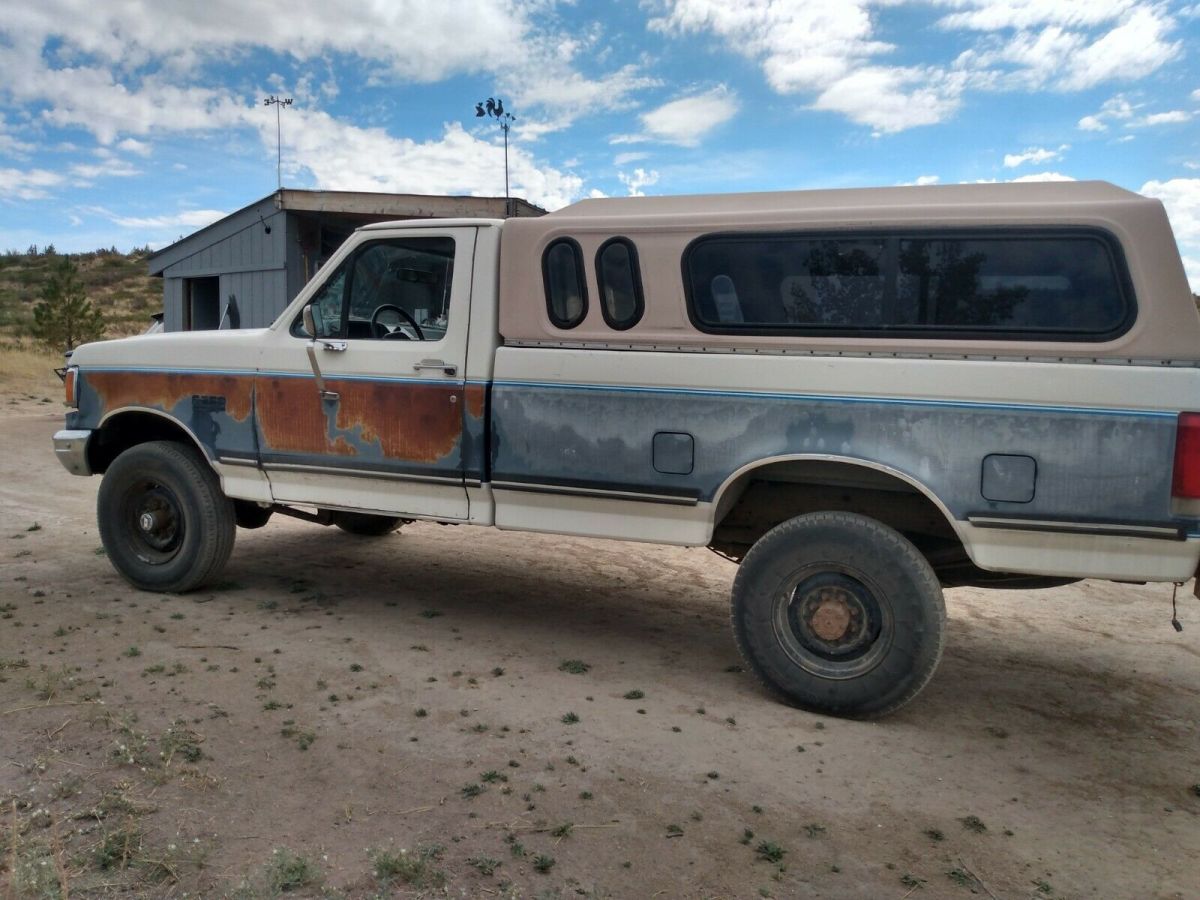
[53,429,93,476]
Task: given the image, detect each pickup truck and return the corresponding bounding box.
[53,180,1200,717]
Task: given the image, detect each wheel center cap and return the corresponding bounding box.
[809,593,853,642]
[139,511,158,533]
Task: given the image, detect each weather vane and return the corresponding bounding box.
[263,95,294,190]
[475,97,516,211]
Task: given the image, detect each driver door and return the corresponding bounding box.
[254,226,475,520]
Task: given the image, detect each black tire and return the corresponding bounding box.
[731,511,945,718]
[234,500,274,529]
[97,440,236,593]
[330,511,405,537]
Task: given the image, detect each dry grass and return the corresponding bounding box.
[0,342,63,395]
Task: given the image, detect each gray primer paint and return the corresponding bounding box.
[489,383,1178,524]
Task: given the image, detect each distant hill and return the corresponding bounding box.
[0,246,161,341]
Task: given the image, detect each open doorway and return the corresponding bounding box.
[184,277,220,330]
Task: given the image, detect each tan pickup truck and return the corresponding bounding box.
[54,181,1200,716]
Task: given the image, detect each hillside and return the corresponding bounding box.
[0,246,161,342]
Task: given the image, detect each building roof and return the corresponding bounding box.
[147,189,544,275]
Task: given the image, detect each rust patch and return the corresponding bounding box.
[256,377,355,457]
[87,371,253,422]
[256,377,460,463]
[464,383,486,419]
[334,379,461,463]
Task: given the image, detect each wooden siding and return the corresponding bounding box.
[220,269,289,329]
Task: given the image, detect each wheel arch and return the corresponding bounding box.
[89,407,214,475]
[708,454,969,564]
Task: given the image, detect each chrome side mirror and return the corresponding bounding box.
[302,303,317,338]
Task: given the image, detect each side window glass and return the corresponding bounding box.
[543,238,587,328]
[346,237,456,341]
[596,238,644,330]
[293,262,347,337]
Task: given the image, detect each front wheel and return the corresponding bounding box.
[97,441,236,592]
[731,511,945,718]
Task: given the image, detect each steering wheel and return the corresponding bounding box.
[370,304,425,341]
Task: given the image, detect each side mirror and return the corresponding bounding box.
[302,303,317,338]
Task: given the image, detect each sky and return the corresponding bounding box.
[0,1,1198,289]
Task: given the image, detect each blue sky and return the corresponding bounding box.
[1,1,1198,288]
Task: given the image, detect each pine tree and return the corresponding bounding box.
[30,256,105,352]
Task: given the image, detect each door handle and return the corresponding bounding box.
[318,339,348,352]
[305,343,339,401]
[414,359,457,376]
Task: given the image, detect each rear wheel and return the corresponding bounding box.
[330,511,406,537]
[731,511,945,718]
[97,441,235,592]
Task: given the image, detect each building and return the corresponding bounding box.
[148,189,545,331]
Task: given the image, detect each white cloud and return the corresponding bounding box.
[649,1,1183,133]
[1140,179,1200,291]
[1076,93,1139,131]
[1009,171,1076,182]
[636,86,739,146]
[914,175,940,186]
[1003,144,1068,167]
[268,112,583,210]
[117,138,152,156]
[1078,115,1107,131]
[1132,110,1190,126]
[614,152,649,166]
[108,209,228,229]
[617,167,659,197]
[0,167,63,200]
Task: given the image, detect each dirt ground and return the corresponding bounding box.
[1,391,1198,899]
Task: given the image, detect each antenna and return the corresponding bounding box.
[263,95,294,190]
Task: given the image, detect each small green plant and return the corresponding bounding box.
[469,855,501,876]
[946,867,973,887]
[804,823,826,838]
[740,828,755,845]
[924,828,944,841]
[960,815,987,833]
[532,854,556,874]
[265,847,320,893]
[755,841,785,863]
[550,822,573,838]
[561,711,580,724]
[623,689,644,699]
[94,826,143,870]
[481,770,506,783]
[124,645,141,657]
[491,666,505,676]
[580,791,593,800]
[415,708,428,717]
[1034,878,1054,895]
[900,873,926,889]
[666,823,684,836]
[559,659,590,674]
[349,663,363,672]
[461,782,485,798]
[371,845,446,888]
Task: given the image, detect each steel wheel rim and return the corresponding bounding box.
[121,480,185,565]
[770,565,893,680]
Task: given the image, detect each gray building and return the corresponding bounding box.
[148,189,544,331]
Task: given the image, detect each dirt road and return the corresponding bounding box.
[2,396,1198,898]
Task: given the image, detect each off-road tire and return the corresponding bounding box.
[330,511,405,537]
[731,511,945,718]
[97,440,236,592]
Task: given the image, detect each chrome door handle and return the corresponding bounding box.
[414,359,457,376]
[318,339,348,352]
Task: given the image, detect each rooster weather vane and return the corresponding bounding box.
[475,97,516,211]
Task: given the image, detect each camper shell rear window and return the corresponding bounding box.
[684,228,1135,342]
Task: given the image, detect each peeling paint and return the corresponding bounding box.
[88,371,253,422]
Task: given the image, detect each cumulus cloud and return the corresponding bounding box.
[0,167,64,200]
[108,209,228,229]
[1003,144,1068,167]
[1140,178,1200,290]
[1009,171,1076,182]
[617,168,660,197]
[629,86,739,146]
[648,0,1183,133]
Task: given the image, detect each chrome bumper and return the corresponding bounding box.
[53,429,93,476]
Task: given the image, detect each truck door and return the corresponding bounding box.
[253,226,476,520]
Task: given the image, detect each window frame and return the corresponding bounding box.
[681,227,1137,343]
[291,236,456,342]
[542,237,589,329]
[594,236,646,331]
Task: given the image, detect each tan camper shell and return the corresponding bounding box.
[53,181,1200,717]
